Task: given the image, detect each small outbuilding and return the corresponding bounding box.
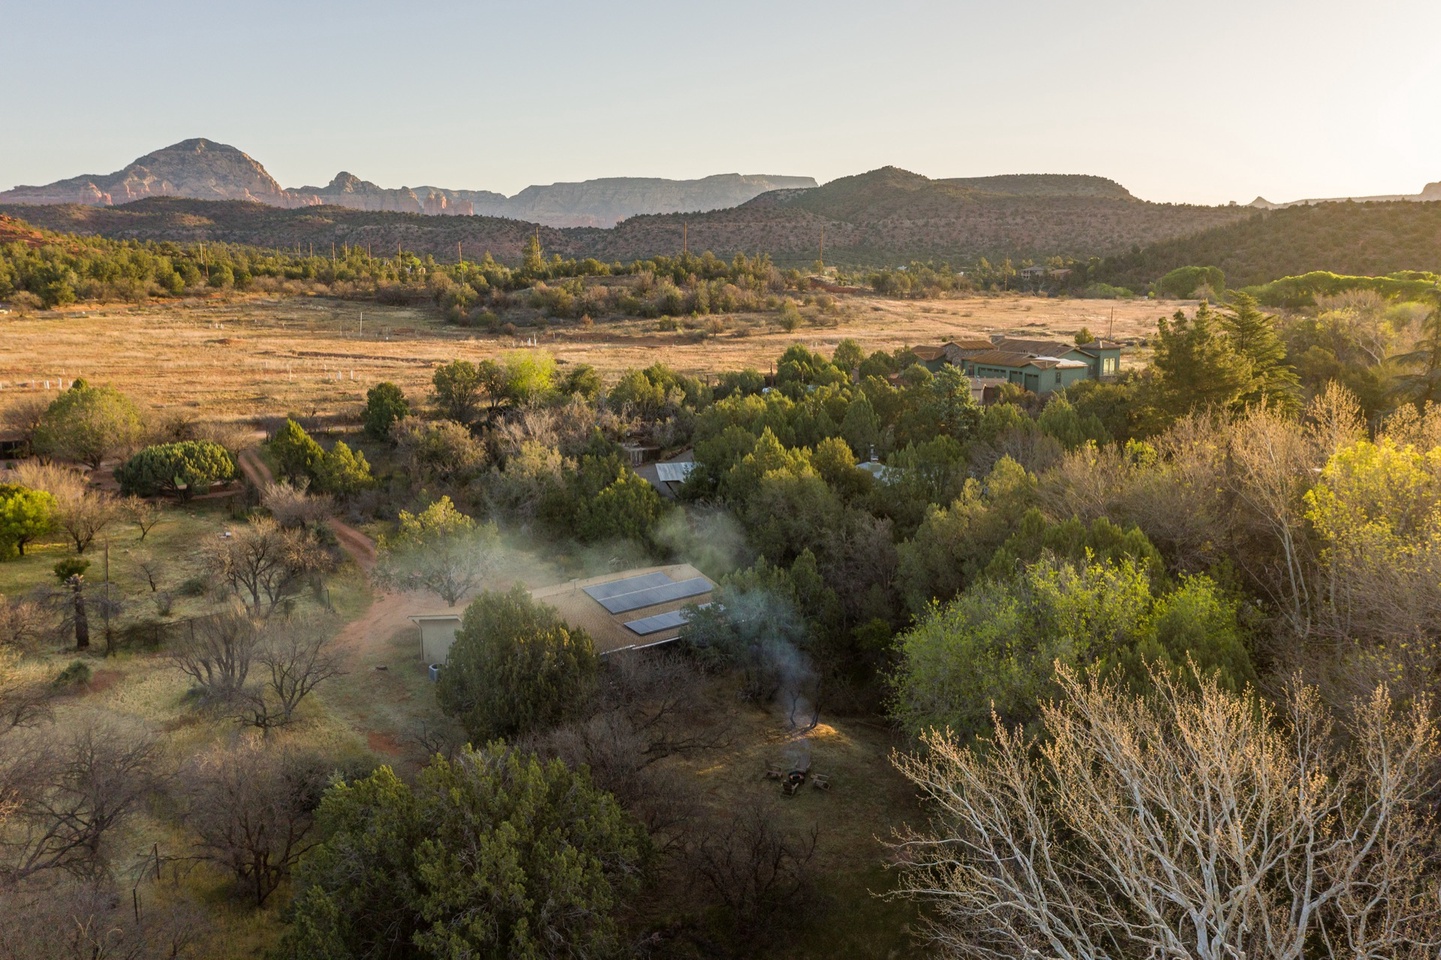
[410,612,464,665]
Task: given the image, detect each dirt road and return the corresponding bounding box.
[237,447,377,572]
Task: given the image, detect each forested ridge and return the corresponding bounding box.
[1098,199,1441,287]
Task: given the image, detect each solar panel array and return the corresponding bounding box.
[583,572,671,602]
[584,573,712,614]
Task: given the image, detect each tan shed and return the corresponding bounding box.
[410,613,463,665]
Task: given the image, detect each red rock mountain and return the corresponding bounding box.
[1,139,816,227]
[0,139,317,208]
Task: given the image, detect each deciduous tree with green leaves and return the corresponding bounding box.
[890,557,1253,741]
[0,484,57,559]
[372,497,498,606]
[32,381,144,468]
[429,359,483,424]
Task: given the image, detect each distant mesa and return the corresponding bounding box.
[1249,181,1441,209]
[0,138,818,228]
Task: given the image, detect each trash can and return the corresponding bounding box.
[428,663,442,683]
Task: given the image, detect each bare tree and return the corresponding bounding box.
[181,739,329,907]
[0,396,49,456]
[890,667,1441,960]
[0,879,204,960]
[120,495,163,542]
[170,613,258,706]
[0,649,50,731]
[692,799,818,946]
[0,726,158,886]
[54,488,118,555]
[0,593,44,648]
[128,549,164,593]
[237,617,341,731]
[259,479,332,530]
[1226,404,1319,635]
[10,462,117,555]
[206,517,330,618]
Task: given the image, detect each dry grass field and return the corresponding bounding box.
[0,292,1184,425]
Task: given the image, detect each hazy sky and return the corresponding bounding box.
[4,0,1438,205]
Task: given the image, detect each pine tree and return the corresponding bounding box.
[1219,293,1301,413]
[1146,304,1251,425]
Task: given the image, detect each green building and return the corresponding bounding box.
[986,337,1123,379]
[959,350,1091,395]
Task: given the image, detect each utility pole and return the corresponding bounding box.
[358,311,363,337]
[103,538,111,651]
[819,226,825,269]
[458,241,463,265]
[1108,307,1115,341]
[682,221,688,256]
[200,242,209,282]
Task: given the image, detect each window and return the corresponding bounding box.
[1054,370,1062,385]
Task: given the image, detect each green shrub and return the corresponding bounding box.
[51,660,92,689]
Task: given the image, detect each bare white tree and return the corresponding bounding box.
[890,667,1441,960]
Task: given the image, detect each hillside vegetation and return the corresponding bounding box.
[1098,200,1441,288]
[3,167,1251,267]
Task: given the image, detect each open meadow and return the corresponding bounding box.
[0,291,1178,425]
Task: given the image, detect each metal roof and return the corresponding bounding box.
[965,350,1087,370]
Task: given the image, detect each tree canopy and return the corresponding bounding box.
[32,382,144,467]
[0,485,56,560]
[115,439,235,500]
[437,585,598,742]
[372,497,498,606]
[283,745,647,960]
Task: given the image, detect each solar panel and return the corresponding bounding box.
[592,577,712,614]
[656,462,697,484]
[624,602,712,636]
[624,610,689,636]
[583,573,673,603]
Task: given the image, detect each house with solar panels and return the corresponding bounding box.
[410,563,714,666]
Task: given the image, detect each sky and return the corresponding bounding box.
[3,0,1439,206]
